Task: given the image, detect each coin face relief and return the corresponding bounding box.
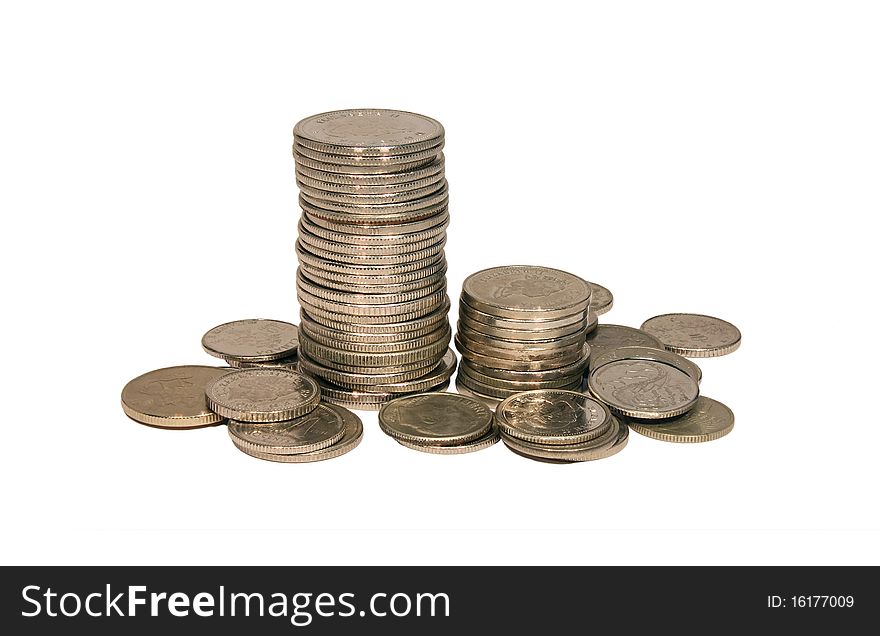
[294,109,445,152]
[640,313,741,358]
[589,359,699,419]
[496,390,611,445]
[378,393,493,446]
[462,265,591,318]
[205,368,321,422]
[121,365,229,428]
[201,319,299,362]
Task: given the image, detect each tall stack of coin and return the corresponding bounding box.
[292,109,455,410]
[454,266,593,407]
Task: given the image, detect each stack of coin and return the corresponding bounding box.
[495,390,628,462]
[378,393,499,455]
[206,367,363,462]
[454,266,594,407]
[292,109,455,410]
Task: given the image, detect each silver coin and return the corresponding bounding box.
[454,336,586,371]
[298,349,440,387]
[227,403,345,455]
[454,332,584,362]
[640,313,741,358]
[298,330,450,368]
[300,183,449,215]
[201,319,299,362]
[459,298,589,330]
[301,265,447,295]
[205,368,321,423]
[297,270,446,305]
[395,426,500,455]
[295,155,445,185]
[625,396,734,443]
[461,265,591,320]
[297,288,447,319]
[300,212,448,245]
[300,320,450,354]
[299,344,442,375]
[294,139,444,166]
[588,358,699,420]
[229,403,363,463]
[500,416,623,462]
[378,393,493,446]
[296,240,445,275]
[586,282,614,315]
[294,109,445,156]
[301,196,448,226]
[459,312,586,341]
[590,345,702,384]
[456,321,586,350]
[299,310,449,343]
[457,366,581,398]
[298,222,448,257]
[296,234,446,265]
[303,209,449,236]
[458,360,582,390]
[298,252,447,285]
[301,298,450,335]
[495,389,611,445]
[360,348,457,393]
[585,324,665,359]
[459,344,590,381]
[297,178,445,206]
[296,168,445,195]
[294,150,439,174]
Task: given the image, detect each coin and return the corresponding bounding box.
[591,345,702,384]
[300,212,449,245]
[298,222,448,257]
[454,333,585,363]
[378,393,493,446]
[121,365,229,429]
[495,389,612,445]
[298,330,449,368]
[300,310,449,343]
[395,426,500,455]
[457,369,581,399]
[454,336,585,371]
[227,403,345,454]
[459,344,590,381]
[588,358,699,419]
[297,269,446,305]
[300,321,450,354]
[640,313,741,358]
[201,319,299,362]
[302,298,450,335]
[303,209,449,236]
[585,324,664,360]
[300,194,448,225]
[459,298,589,330]
[229,403,364,463]
[458,361,582,391]
[320,380,451,411]
[293,151,438,175]
[293,141,444,167]
[294,109,444,156]
[300,183,448,214]
[461,265,591,320]
[361,349,457,393]
[456,321,586,350]
[626,396,734,443]
[296,234,446,265]
[500,415,622,461]
[459,312,586,341]
[298,349,438,386]
[586,282,614,315]
[301,265,447,295]
[296,169,445,195]
[297,240,444,275]
[296,155,445,186]
[205,368,321,422]
[297,291,447,322]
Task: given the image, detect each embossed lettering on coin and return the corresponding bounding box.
[589,359,698,419]
[496,389,610,445]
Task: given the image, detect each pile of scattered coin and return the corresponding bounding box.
[495,390,629,462]
[454,265,601,406]
[292,109,456,411]
[378,393,499,454]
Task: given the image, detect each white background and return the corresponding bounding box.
[1,1,878,565]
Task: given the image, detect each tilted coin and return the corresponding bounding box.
[590,345,702,384]
[121,365,228,429]
[588,359,699,420]
[640,313,741,358]
[201,319,299,362]
[459,298,589,330]
[395,426,500,455]
[227,403,345,455]
[229,403,364,463]
[205,368,321,422]
[626,396,734,443]
[461,265,591,320]
[585,324,664,360]
[378,393,493,446]
[293,109,445,156]
[295,156,444,186]
[500,415,622,462]
[495,389,611,445]
[586,282,614,315]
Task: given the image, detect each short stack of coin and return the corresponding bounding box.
[495,390,628,462]
[292,109,455,410]
[206,367,364,463]
[454,265,594,407]
[201,319,299,369]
